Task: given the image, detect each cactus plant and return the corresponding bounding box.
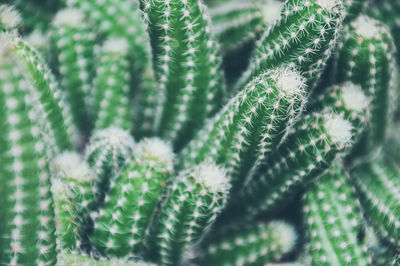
[0,39,57,265]
[51,152,96,252]
[335,15,395,160]
[50,9,96,134]
[139,0,225,150]
[57,253,156,266]
[209,0,284,53]
[92,138,174,259]
[146,161,230,265]
[235,0,345,92]
[0,5,21,32]
[180,67,306,193]
[303,164,370,265]
[351,160,400,248]
[199,221,297,266]
[84,127,135,207]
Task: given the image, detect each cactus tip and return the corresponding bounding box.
[316,0,341,10]
[271,221,297,254]
[136,138,174,166]
[275,67,306,95]
[53,8,85,27]
[352,15,381,39]
[194,161,230,193]
[53,152,92,182]
[102,38,129,54]
[324,114,353,145]
[0,5,21,30]
[261,0,283,25]
[342,82,369,112]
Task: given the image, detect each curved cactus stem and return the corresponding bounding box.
[351,160,400,248]
[0,42,57,265]
[235,0,344,93]
[93,38,133,131]
[180,67,306,194]
[335,15,396,161]
[139,0,225,150]
[92,138,174,259]
[85,127,135,208]
[200,221,297,266]
[303,164,370,265]
[52,152,97,253]
[1,32,77,152]
[210,0,283,53]
[146,161,230,265]
[50,9,96,134]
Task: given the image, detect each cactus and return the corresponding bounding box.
[199,221,297,266]
[342,0,366,24]
[180,67,306,193]
[51,152,96,252]
[1,32,77,152]
[0,5,22,32]
[139,0,225,150]
[92,138,174,259]
[303,164,370,265]
[57,253,156,266]
[335,15,396,160]
[0,40,57,265]
[146,161,230,265]
[50,9,96,134]
[93,38,133,131]
[235,0,344,92]
[209,0,284,53]
[85,127,135,207]
[351,160,400,248]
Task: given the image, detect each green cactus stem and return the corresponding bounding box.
[93,38,133,131]
[0,41,57,265]
[139,0,225,150]
[92,138,174,259]
[50,9,96,134]
[85,127,135,207]
[180,67,306,194]
[335,15,396,160]
[235,0,344,92]
[52,152,97,253]
[146,161,230,265]
[303,164,370,265]
[199,221,297,266]
[1,32,77,152]
[351,160,400,248]
[209,0,284,53]
[0,5,22,32]
[57,252,156,266]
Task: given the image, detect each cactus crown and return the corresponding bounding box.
[341,82,369,112]
[324,113,353,146]
[52,8,84,27]
[352,15,382,39]
[53,152,93,182]
[135,138,174,167]
[192,161,230,194]
[0,5,21,30]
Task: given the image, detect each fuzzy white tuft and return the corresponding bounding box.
[136,138,174,167]
[274,67,306,95]
[53,9,85,27]
[324,114,353,145]
[53,152,92,182]
[0,5,21,30]
[96,127,135,147]
[316,0,340,10]
[270,221,297,254]
[27,30,46,49]
[102,38,129,54]
[261,0,283,24]
[353,15,381,39]
[194,161,230,193]
[341,82,369,112]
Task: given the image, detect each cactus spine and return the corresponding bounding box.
[92,138,174,259]
[200,221,297,266]
[0,42,57,265]
[85,127,135,207]
[52,152,96,252]
[236,0,344,92]
[336,15,395,159]
[139,0,225,150]
[146,161,230,265]
[351,160,400,247]
[180,67,306,193]
[94,38,133,131]
[303,164,370,265]
[209,0,284,53]
[50,9,96,134]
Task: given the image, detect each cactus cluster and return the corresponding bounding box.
[0,0,400,265]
